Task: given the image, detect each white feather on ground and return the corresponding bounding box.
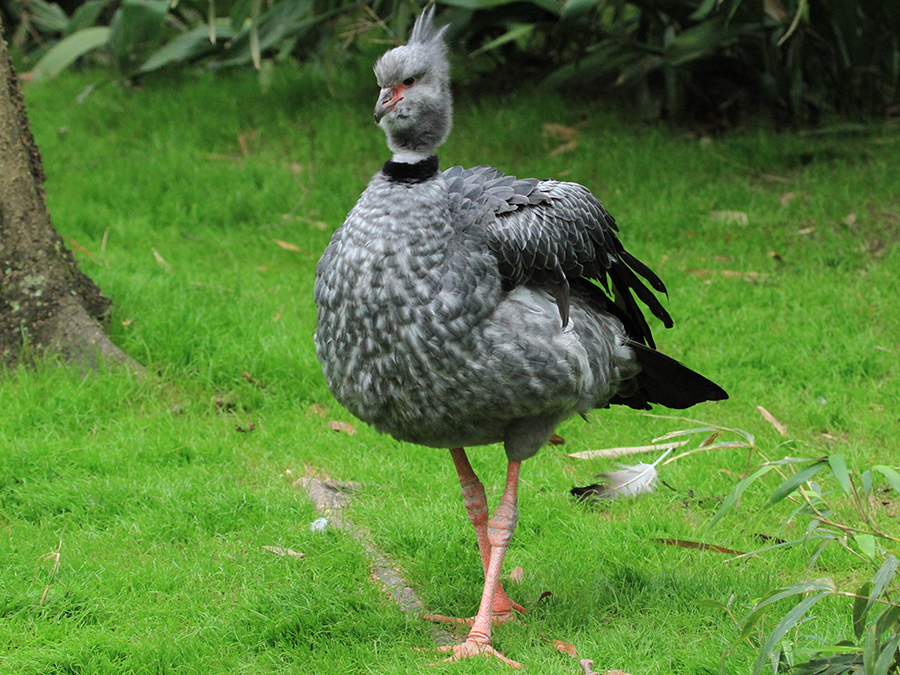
[571,448,672,500]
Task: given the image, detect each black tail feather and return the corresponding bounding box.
[611,340,728,410]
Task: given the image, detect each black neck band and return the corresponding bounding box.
[382,155,440,184]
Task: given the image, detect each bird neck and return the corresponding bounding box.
[382,154,440,184]
[391,149,434,164]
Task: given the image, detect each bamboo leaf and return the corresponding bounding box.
[706,465,774,532]
[853,582,872,639]
[875,604,900,643]
[864,555,899,623]
[31,27,111,81]
[827,454,853,496]
[862,470,873,496]
[652,426,719,442]
[764,456,823,466]
[692,598,729,611]
[768,460,827,504]
[739,578,836,643]
[751,591,834,675]
[854,533,877,561]
[872,466,900,495]
[469,24,533,58]
[561,0,601,18]
[874,635,900,675]
[864,613,878,674]
[689,0,719,21]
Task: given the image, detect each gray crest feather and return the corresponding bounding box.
[409,5,449,46]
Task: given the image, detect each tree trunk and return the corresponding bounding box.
[0,19,137,371]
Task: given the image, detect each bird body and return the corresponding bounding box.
[313,6,727,667]
[315,165,644,459]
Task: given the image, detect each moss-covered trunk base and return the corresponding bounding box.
[0,24,138,372]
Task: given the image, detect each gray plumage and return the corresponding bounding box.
[314,7,726,464]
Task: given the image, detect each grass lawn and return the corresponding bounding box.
[1,59,898,674]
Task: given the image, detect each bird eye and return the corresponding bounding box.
[402,77,416,87]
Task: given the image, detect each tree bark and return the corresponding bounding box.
[0,18,137,371]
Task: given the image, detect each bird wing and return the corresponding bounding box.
[443,164,672,348]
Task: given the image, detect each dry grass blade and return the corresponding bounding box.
[39,540,62,606]
[273,239,301,252]
[653,538,748,556]
[757,406,787,435]
[65,237,96,259]
[151,247,171,272]
[262,546,305,559]
[568,440,688,460]
[661,441,749,466]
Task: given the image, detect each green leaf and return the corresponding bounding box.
[874,635,900,675]
[469,24,533,57]
[706,464,775,532]
[873,466,900,495]
[751,591,834,675]
[854,533,877,561]
[875,604,900,643]
[768,460,827,504]
[864,555,899,624]
[67,0,109,34]
[616,53,664,84]
[689,0,719,21]
[853,582,872,639]
[664,18,741,67]
[827,454,853,496]
[765,456,824,466]
[231,0,253,31]
[31,27,111,81]
[561,0,600,18]
[219,0,348,68]
[109,0,169,70]
[439,0,562,17]
[26,0,71,33]
[862,470,873,496]
[864,611,878,674]
[139,21,235,73]
[739,578,836,643]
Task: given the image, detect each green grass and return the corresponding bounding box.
[1,62,898,673]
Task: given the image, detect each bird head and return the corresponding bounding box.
[373,6,453,160]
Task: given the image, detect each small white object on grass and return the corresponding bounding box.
[310,517,328,532]
[573,448,673,500]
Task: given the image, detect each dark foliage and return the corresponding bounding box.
[3,1,898,128]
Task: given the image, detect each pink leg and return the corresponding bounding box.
[437,459,523,669]
[425,449,524,626]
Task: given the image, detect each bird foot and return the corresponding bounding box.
[423,599,525,626]
[424,582,525,626]
[434,639,522,669]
